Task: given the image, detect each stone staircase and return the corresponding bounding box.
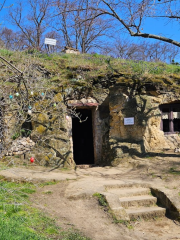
[102,183,166,221]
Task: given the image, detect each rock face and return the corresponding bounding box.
[29,97,74,167]
[108,85,180,165]
[2,82,180,167]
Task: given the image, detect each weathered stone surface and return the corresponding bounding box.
[108,85,180,165]
[2,80,180,167]
[6,137,35,156]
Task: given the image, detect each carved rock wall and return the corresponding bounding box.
[108,85,180,165]
[2,84,180,167]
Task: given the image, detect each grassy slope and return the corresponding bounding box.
[1,49,180,93]
[0,179,90,240]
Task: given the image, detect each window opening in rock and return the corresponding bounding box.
[160,103,180,134]
[173,107,180,132]
[21,115,32,137]
[72,109,94,165]
[162,108,170,132]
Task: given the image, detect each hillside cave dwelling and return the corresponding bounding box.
[1,79,180,168]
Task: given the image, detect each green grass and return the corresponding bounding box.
[0,181,57,239]
[93,193,108,207]
[39,181,59,187]
[168,167,180,175]
[0,180,91,240]
[1,48,180,102]
[0,182,36,203]
[0,49,13,57]
[0,217,46,240]
[43,191,52,194]
[21,188,36,194]
[2,48,180,81]
[0,208,60,240]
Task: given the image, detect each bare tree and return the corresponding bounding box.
[54,0,74,48]
[53,0,112,53]
[0,0,7,28]
[111,38,179,62]
[89,0,180,47]
[74,0,112,53]
[8,0,51,50]
[0,0,6,13]
[0,27,26,50]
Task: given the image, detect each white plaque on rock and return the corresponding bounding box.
[124,117,134,125]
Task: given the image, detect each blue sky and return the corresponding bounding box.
[1,0,15,28]
[144,18,180,42]
[1,0,180,41]
[1,0,180,60]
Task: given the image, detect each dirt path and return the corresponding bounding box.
[31,181,138,240]
[1,154,180,239]
[30,180,180,240]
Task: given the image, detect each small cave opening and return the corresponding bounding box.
[21,115,32,137]
[72,109,94,165]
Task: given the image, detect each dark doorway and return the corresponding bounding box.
[72,109,94,165]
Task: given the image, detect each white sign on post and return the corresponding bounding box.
[44,38,57,46]
[124,117,134,125]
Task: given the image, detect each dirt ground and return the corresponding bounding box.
[31,181,180,240]
[1,152,180,240]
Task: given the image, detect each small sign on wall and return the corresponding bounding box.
[124,117,134,125]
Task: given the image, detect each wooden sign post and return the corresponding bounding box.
[44,38,57,53]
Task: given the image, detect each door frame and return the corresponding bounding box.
[67,105,102,165]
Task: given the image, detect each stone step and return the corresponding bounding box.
[105,183,150,190]
[126,206,166,220]
[107,187,151,197]
[103,192,130,221]
[120,195,157,208]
